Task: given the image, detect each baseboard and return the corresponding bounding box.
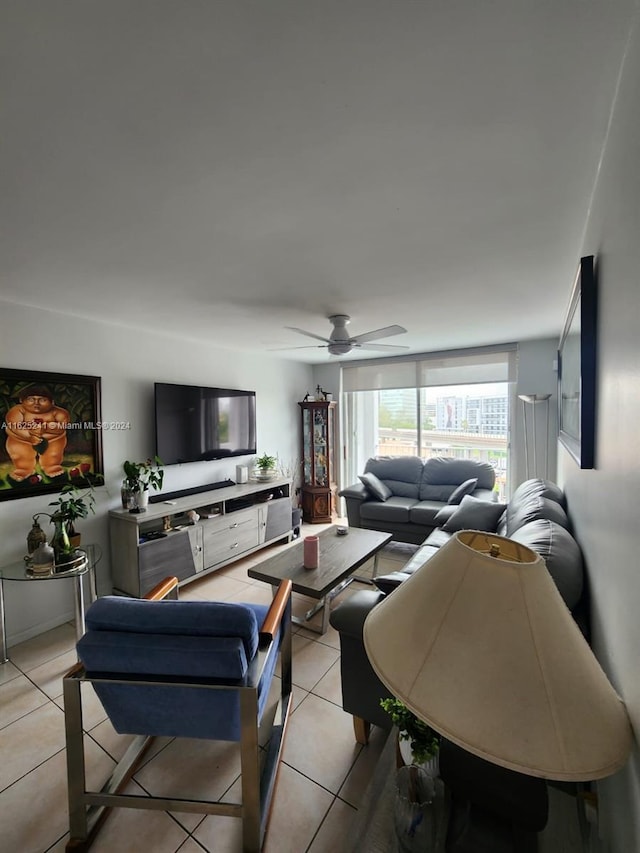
[7,610,75,649]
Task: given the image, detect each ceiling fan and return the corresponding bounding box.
[278,314,409,356]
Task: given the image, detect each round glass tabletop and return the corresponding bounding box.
[0,544,102,582]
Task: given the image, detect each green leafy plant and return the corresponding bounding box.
[48,475,103,537]
[122,457,164,492]
[380,697,440,764]
[255,453,277,472]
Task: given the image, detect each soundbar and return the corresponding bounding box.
[149,479,236,504]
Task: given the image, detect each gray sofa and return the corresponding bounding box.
[339,455,498,545]
[330,477,586,737]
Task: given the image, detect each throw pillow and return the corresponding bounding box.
[442,495,507,533]
[447,478,478,505]
[358,472,392,502]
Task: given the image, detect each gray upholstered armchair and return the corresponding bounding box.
[63,575,292,853]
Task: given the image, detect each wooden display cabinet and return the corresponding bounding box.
[299,400,337,523]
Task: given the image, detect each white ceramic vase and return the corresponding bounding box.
[398,734,440,778]
[132,488,149,512]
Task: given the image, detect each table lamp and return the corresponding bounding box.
[363,530,632,781]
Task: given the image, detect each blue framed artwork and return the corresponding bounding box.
[557,255,597,469]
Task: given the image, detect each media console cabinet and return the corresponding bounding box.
[109,478,293,597]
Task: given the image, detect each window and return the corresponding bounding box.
[342,346,517,501]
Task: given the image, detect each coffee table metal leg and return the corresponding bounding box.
[372,552,380,579]
[302,576,354,633]
[351,551,383,584]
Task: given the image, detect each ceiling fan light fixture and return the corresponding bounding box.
[327,342,353,356]
[278,314,409,356]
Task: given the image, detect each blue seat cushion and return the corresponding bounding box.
[85,596,260,662]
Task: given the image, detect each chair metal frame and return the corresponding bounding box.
[63,576,292,853]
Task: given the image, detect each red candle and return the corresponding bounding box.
[303,535,319,569]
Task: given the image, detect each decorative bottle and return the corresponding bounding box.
[50,514,72,567]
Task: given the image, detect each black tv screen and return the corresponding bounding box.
[154,383,257,465]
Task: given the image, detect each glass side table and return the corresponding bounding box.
[0,544,101,664]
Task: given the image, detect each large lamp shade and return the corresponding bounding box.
[364,530,632,781]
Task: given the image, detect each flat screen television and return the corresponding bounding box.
[155,382,257,465]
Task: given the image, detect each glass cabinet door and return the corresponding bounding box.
[302,408,312,485]
[312,408,328,486]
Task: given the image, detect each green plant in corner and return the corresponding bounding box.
[122,457,164,493]
[380,697,441,764]
[255,453,277,473]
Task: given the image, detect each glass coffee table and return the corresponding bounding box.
[248,526,392,634]
[0,544,101,664]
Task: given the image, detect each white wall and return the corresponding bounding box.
[557,8,640,850]
[0,301,313,646]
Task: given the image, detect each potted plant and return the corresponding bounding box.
[254,453,278,481]
[122,457,164,512]
[48,477,102,548]
[380,697,441,772]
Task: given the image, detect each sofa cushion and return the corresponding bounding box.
[442,495,508,533]
[408,500,449,527]
[398,544,441,576]
[505,496,570,536]
[359,496,417,524]
[418,457,495,500]
[423,528,453,549]
[358,472,392,502]
[363,456,423,499]
[510,519,583,609]
[448,478,478,505]
[510,478,566,508]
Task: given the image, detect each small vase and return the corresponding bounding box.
[303,535,320,569]
[394,765,445,853]
[51,517,72,566]
[121,482,135,510]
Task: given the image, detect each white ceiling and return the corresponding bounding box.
[1,1,635,363]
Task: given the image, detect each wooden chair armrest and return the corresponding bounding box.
[63,661,86,680]
[144,576,180,601]
[260,579,292,643]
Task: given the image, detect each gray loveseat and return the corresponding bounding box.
[330,477,586,738]
[339,455,497,545]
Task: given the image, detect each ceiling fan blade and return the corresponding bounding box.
[350,324,407,345]
[285,326,333,344]
[269,344,327,351]
[354,343,410,351]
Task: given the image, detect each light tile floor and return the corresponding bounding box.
[0,520,404,853]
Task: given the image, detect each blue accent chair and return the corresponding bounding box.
[63,576,292,852]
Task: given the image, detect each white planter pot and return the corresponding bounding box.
[398,734,440,777]
[132,489,149,512]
